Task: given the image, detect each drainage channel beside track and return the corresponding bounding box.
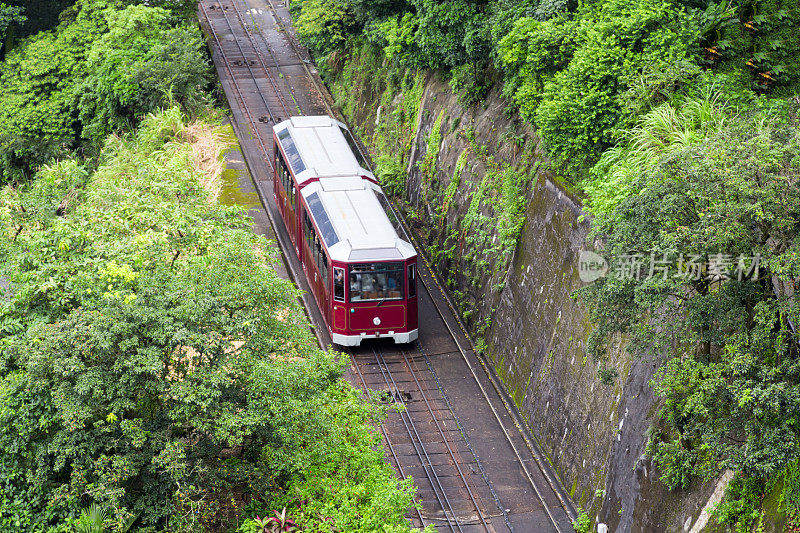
[200,1,576,530]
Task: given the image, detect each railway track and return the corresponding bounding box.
[200,1,574,530]
[349,343,508,531]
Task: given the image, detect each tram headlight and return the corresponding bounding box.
[373,317,381,326]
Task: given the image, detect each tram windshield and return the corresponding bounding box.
[349,262,404,302]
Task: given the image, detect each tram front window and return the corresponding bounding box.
[349,262,404,302]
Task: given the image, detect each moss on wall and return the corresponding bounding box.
[322,41,736,532]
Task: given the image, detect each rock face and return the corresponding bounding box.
[325,50,722,531]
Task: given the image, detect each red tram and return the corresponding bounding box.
[271,116,418,346]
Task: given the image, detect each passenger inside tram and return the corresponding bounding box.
[349,263,404,301]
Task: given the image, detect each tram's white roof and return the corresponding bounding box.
[301,177,416,263]
[273,116,375,186]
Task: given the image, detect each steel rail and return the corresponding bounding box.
[261,0,334,117]
[223,0,297,118]
[402,346,516,532]
[261,0,311,65]
[395,347,493,532]
[200,2,272,166]
[347,349,427,529]
[369,346,464,533]
[233,0,303,115]
[207,1,279,153]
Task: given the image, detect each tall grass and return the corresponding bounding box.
[585,88,731,218]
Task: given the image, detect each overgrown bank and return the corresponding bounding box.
[0,106,420,532]
[0,1,424,531]
[291,0,800,529]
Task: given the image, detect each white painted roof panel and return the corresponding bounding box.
[274,116,375,186]
[301,179,415,263]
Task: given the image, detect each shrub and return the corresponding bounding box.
[0,109,417,531]
[77,5,211,142]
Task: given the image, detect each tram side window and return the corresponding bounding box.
[303,210,313,247]
[321,251,329,288]
[408,264,416,298]
[304,209,329,291]
[333,267,345,302]
[349,262,404,302]
[314,238,329,287]
[277,151,296,209]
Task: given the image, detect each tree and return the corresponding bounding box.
[579,100,800,488]
[0,3,25,55]
[0,0,212,185]
[292,0,356,55]
[77,4,210,142]
[0,0,108,183]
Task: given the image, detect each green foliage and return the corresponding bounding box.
[499,0,702,171]
[376,153,406,197]
[580,101,800,490]
[712,474,766,532]
[497,16,577,117]
[440,148,468,220]
[780,459,800,522]
[449,62,491,107]
[572,508,591,533]
[0,0,211,184]
[76,503,107,533]
[374,12,422,69]
[346,0,412,25]
[0,0,108,183]
[585,86,731,219]
[77,5,210,142]
[291,0,355,55]
[419,110,444,188]
[410,0,484,70]
[297,0,800,180]
[0,3,25,46]
[0,108,417,532]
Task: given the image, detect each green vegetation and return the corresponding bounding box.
[572,508,591,533]
[290,0,800,526]
[418,110,444,201]
[0,106,418,532]
[0,0,210,184]
[77,5,211,143]
[292,0,799,175]
[0,4,25,50]
[0,1,423,531]
[582,101,800,527]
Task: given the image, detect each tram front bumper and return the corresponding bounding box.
[332,329,418,347]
